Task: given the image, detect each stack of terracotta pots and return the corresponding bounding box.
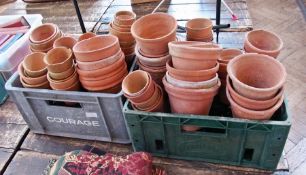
[29,23,62,53]
[163,41,222,131]
[18,52,50,89]
[131,13,177,87]
[45,47,80,91]
[73,35,128,93]
[217,49,243,104]
[226,53,286,120]
[244,29,283,58]
[78,32,96,42]
[185,18,213,42]
[122,70,164,112]
[109,11,136,66]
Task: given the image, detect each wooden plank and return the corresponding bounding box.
[0,123,28,149]
[286,138,306,172]
[0,148,13,174]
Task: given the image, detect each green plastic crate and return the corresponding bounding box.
[0,74,8,105]
[123,98,291,170]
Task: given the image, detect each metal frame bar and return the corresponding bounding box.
[72,0,86,33]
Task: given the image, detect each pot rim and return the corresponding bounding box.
[136,44,170,64]
[49,64,75,79]
[185,18,213,31]
[53,36,77,48]
[18,63,47,83]
[169,41,222,51]
[109,23,133,35]
[45,47,73,66]
[114,10,136,23]
[22,52,47,75]
[137,59,167,72]
[122,70,151,96]
[132,85,163,111]
[219,48,244,62]
[29,23,58,44]
[78,32,96,42]
[20,76,49,88]
[227,53,287,93]
[47,68,77,84]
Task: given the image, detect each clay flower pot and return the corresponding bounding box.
[131,13,177,57]
[22,52,47,77]
[137,60,166,87]
[78,32,96,42]
[166,60,219,82]
[30,31,62,52]
[163,76,220,115]
[121,43,135,55]
[112,22,131,32]
[227,53,286,100]
[73,35,120,62]
[226,87,284,120]
[53,36,77,50]
[29,23,58,44]
[244,29,283,58]
[44,47,73,73]
[48,69,79,90]
[18,63,47,85]
[218,62,228,79]
[166,72,219,89]
[169,41,222,70]
[185,18,213,42]
[136,45,170,67]
[114,10,136,26]
[109,23,135,43]
[218,49,243,64]
[64,81,81,91]
[49,64,75,80]
[133,84,160,110]
[76,50,123,71]
[20,76,50,89]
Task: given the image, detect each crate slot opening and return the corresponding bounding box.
[182,127,226,135]
[46,100,82,108]
[243,148,254,161]
[155,140,164,151]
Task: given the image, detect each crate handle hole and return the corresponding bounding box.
[135,139,138,142]
[155,140,164,151]
[277,137,281,140]
[131,124,135,127]
[243,148,254,161]
[46,100,82,108]
[272,154,276,157]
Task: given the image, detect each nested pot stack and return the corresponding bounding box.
[109,11,137,66]
[122,70,164,112]
[185,18,213,42]
[73,35,128,93]
[164,41,222,131]
[131,13,177,87]
[226,53,286,120]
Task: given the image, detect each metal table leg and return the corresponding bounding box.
[72,0,86,33]
[216,0,221,43]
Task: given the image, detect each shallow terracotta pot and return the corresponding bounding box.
[76,50,123,71]
[166,60,219,82]
[185,18,213,41]
[169,41,222,70]
[114,10,136,26]
[44,47,73,73]
[20,76,50,89]
[131,13,177,57]
[53,36,77,50]
[73,35,120,62]
[244,29,283,58]
[30,31,62,52]
[29,23,58,44]
[48,69,79,90]
[137,60,166,87]
[163,77,220,115]
[227,77,284,110]
[22,52,47,77]
[18,63,47,85]
[133,84,160,110]
[109,23,135,43]
[227,53,286,100]
[49,64,75,80]
[112,22,131,32]
[166,72,219,89]
[136,45,170,67]
[218,49,243,64]
[78,32,96,42]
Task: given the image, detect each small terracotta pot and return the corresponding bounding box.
[49,64,75,80]
[163,77,220,115]
[244,29,283,58]
[22,52,47,77]
[109,23,135,43]
[185,18,213,41]
[122,70,151,96]
[137,60,166,87]
[166,72,219,89]
[218,49,243,64]
[44,47,73,73]
[131,13,177,57]
[227,53,286,100]
[53,36,77,50]
[76,50,123,71]
[121,43,135,55]
[18,63,47,85]
[169,41,222,70]
[227,76,284,110]
[114,10,136,26]
[133,84,160,110]
[78,32,96,42]
[20,76,50,89]
[30,31,62,52]
[48,69,79,90]
[73,35,120,62]
[136,45,170,67]
[166,60,219,82]
[112,22,131,32]
[29,23,58,44]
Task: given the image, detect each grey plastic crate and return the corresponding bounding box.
[5,72,130,144]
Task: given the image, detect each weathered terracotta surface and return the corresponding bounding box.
[218,49,243,64]
[111,22,131,32]
[137,60,166,87]
[109,23,134,43]
[244,29,283,58]
[49,64,75,80]
[136,45,170,67]
[227,53,286,100]
[29,23,58,44]
[44,47,73,73]
[30,31,62,52]
[185,18,213,42]
[20,76,50,89]
[114,10,136,26]
[18,63,47,85]
[22,52,47,77]
[78,32,96,42]
[47,69,79,90]
[53,36,77,50]
[131,13,177,57]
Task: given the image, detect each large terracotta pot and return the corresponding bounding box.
[53,36,77,50]
[136,45,170,67]
[185,18,213,42]
[166,60,219,82]
[218,48,243,64]
[44,47,73,73]
[29,23,58,44]
[73,35,120,62]
[169,41,222,70]
[244,29,283,58]
[131,13,177,57]
[22,52,47,77]
[227,53,286,100]
[78,32,96,42]
[114,10,136,26]
[18,63,47,85]
[226,87,284,120]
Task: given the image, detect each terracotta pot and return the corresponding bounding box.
[227,53,286,100]
[114,10,136,26]
[109,23,135,43]
[163,76,220,115]
[121,43,135,55]
[133,84,160,110]
[76,50,123,71]
[218,49,243,64]
[44,47,73,73]
[131,13,177,57]
[218,85,229,105]
[244,29,283,58]
[20,76,50,89]
[136,45,170,67]
[166,60,219,82]
[125,52,135,67]
[53,36,77,50]
[120,40,136,48]
[166,72,218,89]
[227,76,284,110]
[48,69,79,90]
[49,64,75,80]
[18,63,47,85]
[73,35,120,62]
[30,45,52,53]
[61,81,80,91]
[218,62,228,79]
[137,60,166,87]
[102,82,122,93]
[78,32,96,42]
[22,52,47,77]
[169,41,222,70]
[30,31,62,52]
[185,18,213,41]
[112,22,131,32]
[186,35,213,42]
[29,23,58,44]
[226,86,284,120]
